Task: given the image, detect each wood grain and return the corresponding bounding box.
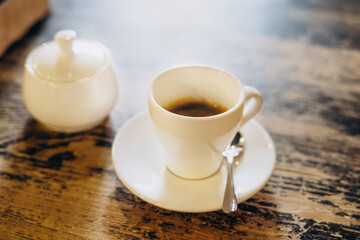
[0,0,359,239]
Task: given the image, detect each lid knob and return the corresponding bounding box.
[54,30,76,56]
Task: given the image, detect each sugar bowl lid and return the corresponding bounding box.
[27,30,109,82]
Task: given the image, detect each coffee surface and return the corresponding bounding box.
[165,98,228,117]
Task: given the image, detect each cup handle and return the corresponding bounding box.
[239,86,263,128]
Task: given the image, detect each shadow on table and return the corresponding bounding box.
[108,180,281,239]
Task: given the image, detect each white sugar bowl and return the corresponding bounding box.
[23,30,118,133]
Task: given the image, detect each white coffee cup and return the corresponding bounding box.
[147,66,263,179]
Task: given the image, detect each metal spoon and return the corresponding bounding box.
[222,132,245,213]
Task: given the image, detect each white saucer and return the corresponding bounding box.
[112,111,276,213]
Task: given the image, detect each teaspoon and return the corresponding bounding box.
[222,132,245,213]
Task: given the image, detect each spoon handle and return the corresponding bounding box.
[222,155,238,213]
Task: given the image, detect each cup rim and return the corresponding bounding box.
[148,65,245,121]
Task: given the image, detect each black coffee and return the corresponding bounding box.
[165,98,228,117]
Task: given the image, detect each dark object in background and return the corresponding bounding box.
[0,0,49,57]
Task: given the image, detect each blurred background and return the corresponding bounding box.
[2,0,359,128]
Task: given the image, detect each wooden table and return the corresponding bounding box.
[0,0,359,239]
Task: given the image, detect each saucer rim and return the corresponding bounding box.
[112,111,276,213]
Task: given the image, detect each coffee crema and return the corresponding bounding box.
[164,98,228,117]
